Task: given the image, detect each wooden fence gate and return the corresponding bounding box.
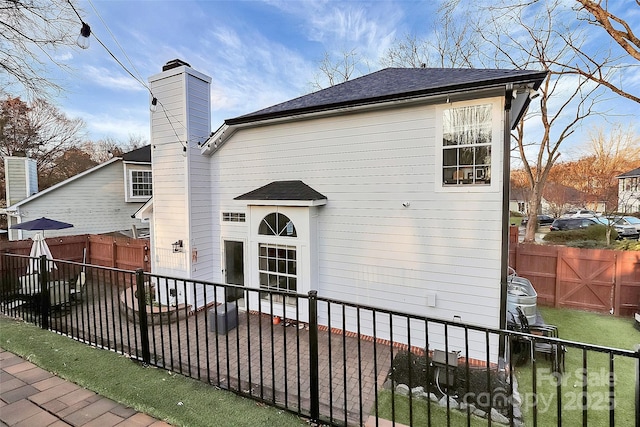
[556,247,616,313]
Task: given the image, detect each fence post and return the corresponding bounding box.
[39,255,49,330]
[111,241,117,268]
[635,345,639,427]
[308,290,319,423]
[135,268,151,364]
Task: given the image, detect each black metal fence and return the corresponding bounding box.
[1,253,639,427]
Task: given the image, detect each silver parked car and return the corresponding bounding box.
[610,216,640,234]
[562,209,596,218]
[592,217,639,240]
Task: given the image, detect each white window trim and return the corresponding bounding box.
[221,211,247,223]
[434,98,503,193]
[245,206,311,321]
[127,169,153,201]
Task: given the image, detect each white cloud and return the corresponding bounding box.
[81,65,144,92]
[265,0,401,61]
[86,113,149,142]
[54,52,74,62]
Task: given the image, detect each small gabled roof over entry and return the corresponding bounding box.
[235,180,327,207]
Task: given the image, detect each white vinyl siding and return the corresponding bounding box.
[210,97,506,359]
[9,161,145,240]
[149,65,213,307]
[4,157,37,206]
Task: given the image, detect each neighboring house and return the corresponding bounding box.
[140,60,546,361]
[511,181,607,218]
[3,146,152,240]
[618,167,640,213]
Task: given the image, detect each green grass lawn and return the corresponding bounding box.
[0,316,307,427]
[374,307,639,426]
[515,306,639,427]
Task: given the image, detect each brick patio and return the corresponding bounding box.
[0,348,170,427]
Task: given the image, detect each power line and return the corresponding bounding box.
[86,0,148,93]
[66,0,189,147]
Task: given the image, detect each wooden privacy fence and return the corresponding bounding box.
[509,228,640,317]
[0,234,150,274]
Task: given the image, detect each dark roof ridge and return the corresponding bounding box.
[226,67,547,126]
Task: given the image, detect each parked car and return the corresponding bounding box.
[521,214,555,227]
[592,217,639,240]
[561,209,596,218]
[610,216,640,233]
[549,218,598,231]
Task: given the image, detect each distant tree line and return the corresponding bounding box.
[511,123,640,216]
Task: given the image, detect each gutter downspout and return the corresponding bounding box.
[499,84,514,354]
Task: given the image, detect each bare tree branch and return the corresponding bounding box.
[310,49,372,90]
[575,0,640,62]
[0,0,82,99]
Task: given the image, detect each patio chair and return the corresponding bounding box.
[514,307,566,374]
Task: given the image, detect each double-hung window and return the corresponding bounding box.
[442,104,492,186]
[258,212,297,305]
[130,170,152,198]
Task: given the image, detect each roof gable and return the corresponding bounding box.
[227,68,547,125]
[6,157,122,209]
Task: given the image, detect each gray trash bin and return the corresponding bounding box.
[209,302,237,334]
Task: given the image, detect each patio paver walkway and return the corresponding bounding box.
[0,347,171,427]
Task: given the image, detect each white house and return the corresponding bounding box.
[618,167,640,213]
[3,145,152,240]
[141,60,546,359]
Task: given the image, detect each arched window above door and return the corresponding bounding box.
[258,212,297,237]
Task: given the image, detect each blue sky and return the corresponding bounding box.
[48,0,639,159]
[59,0,433,142]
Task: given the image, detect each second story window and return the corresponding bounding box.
[131,170,152,198]
[442,104,492,186]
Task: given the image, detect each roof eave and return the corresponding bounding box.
[235,199,327,207]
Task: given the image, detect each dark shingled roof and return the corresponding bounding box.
[122,145,151,163]
[227,68,547,125]
[235,181,327,202]
[618,167,640,178]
